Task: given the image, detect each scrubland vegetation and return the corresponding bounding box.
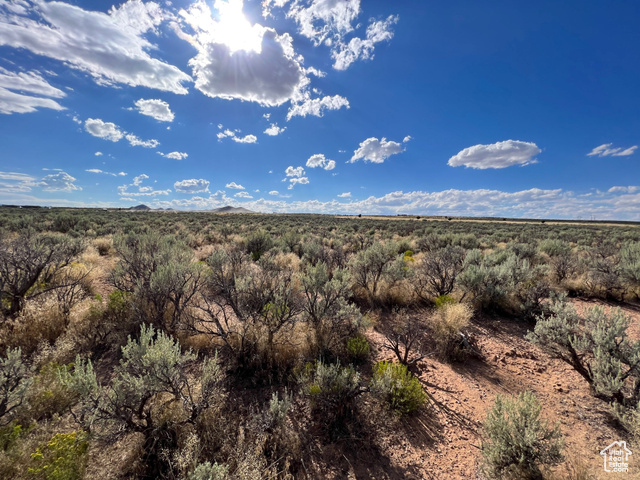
[1,208,640,479]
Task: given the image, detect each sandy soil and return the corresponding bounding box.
[312,299,640,480]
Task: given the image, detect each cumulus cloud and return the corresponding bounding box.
[587,143,638,157]
[267,1,398,71]
[38,171,81,192]
[608,186,640,194]
[0,67,66,114]
[0,0,191,94]
[95,152,103,156]
[448,140,541,169]
[125,134,159,148]
[283,165,308,189]
[134,98,174,122]
[174,178,210,193]
[217,126,258,144]
[337,192,351,198]
[119,174,170,197]
[178,1,307,106]
[331,15,398,70]
[264,123,286,136]
[285,166,305,177]
[287,94,349,120]
[158,151,188,160]
[349,137,405,164]
[285,0,360,45]
[288,176,309,189]
[306,153,335,170]
[84,118,159,148]
[133,174,148,186]
[225,182,245,189]
[84,118,124,142]
[269,190,279,195]
[234,191,253,198]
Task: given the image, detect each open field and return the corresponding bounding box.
[2,207,640,479]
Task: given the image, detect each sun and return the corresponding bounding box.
[213,0,264,54]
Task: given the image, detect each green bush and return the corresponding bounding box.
[482,391,563,479]
[28,431,88,480]
[371,361,426,415]
[434,294,456,309]
[346,335,370,363]
[187,462,229,480]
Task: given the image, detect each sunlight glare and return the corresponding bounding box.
[213,0,264,53]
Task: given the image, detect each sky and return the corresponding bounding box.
[1,0,639,219]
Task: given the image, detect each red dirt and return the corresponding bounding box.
[318,299,640,479]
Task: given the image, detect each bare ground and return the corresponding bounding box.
[311,299,640,480]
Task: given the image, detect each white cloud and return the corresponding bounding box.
[0,67,66,114]
[125,134,159,148]
[95,151,103,156]
[119,174,169,197]
[403,136,412,143]
[0,171,37,193]
[225,182,245,189]
[608,186,640,194]
[232,134,257,144]
[84,118,123,142]
[349,137,405,164]
[306,153,335,170]
[85,168,127,177]
[134,98,174,122]
[133,174,149,186]
[587,143,638,157]
[331,15,398,70]
[285,166,305,177]
[234,191,253,198]
[287,94,349,120]
[174,178,210,193]
[448,140,541,169]
[274,1,398,71]
[286,0,360,46]
[158,151,188,160]
[38,171,81,192]
[0,0,191,94]
[269,190,279,195]
[288,176,309,189]
[337,192,351,198]
[178,1,307,106]
[85,118,159,148]
[217,126,258,144]
[264,123,286,136]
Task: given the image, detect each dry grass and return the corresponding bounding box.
[430,302,473,361]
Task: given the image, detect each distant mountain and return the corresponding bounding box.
[211,205,255,214]
[129,204,151,210]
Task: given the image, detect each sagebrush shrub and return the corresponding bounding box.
[371,361,426,415]
[301,361,363,431]
[0,347,32,425]
[528,298,640,405]
[412,245,465,300]
[482,391,563,479]
[187,461,230,480]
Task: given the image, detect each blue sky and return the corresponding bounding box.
[1,0,639,219]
